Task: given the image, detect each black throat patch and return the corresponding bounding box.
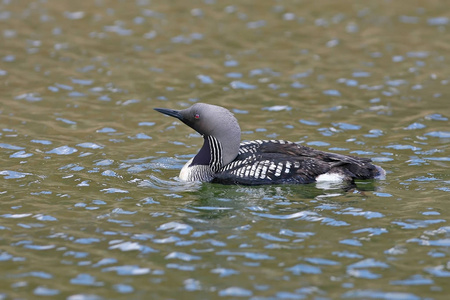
[190,137,211,166]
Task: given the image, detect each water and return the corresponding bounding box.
[1,0,449,299]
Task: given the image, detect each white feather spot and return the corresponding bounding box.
[244,167,250,177]
[250,163,258,177]
[275,162,283,175]
[260,165,268,179]
[275,163,283,176]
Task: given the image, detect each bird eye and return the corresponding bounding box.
[194,113,200,120]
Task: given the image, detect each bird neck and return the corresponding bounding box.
[181,133,240,182]
[191,135,223,172]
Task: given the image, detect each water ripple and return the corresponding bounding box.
[34,286,60,296]
[230,81,257,89]
[390,274,434,285]
[165,252,201,261]
[157,222,193,235]
[211,267,239,277]
[0,170,32,179]
[218,287,253,297]
[286,263,322,275]
[102,265,151,275]
[109,241,158,253]
[0,143,24,150]
[216,250,274,260]
[46,145,78,155]
[342,290,421,300]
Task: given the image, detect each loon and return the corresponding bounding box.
[154,103,385,185]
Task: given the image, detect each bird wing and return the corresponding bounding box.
[213,140,379,185]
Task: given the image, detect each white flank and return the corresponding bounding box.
[315,172,345,183]
[179,158,194,181]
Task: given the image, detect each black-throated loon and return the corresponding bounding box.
[154,103,385,185]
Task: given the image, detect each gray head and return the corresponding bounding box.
[154,103,241,166]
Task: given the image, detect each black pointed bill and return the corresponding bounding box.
[154,107,183,120]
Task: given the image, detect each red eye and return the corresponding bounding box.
[194,113,200,119]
